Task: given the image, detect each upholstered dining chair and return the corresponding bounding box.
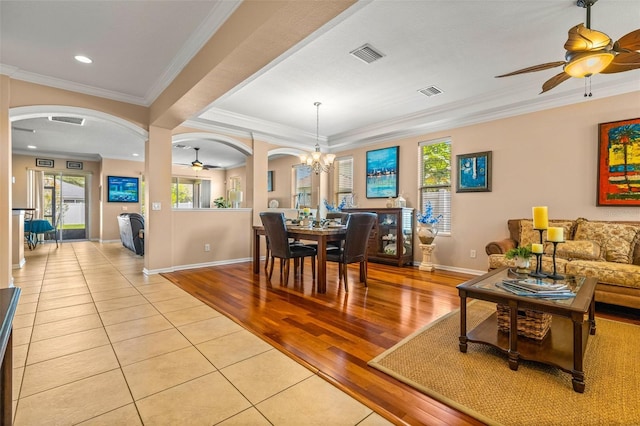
[260,212,317,283]
[326,212,376,292]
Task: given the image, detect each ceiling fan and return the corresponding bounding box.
[177,147,219,171]
[496,0,640,94]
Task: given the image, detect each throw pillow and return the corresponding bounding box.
[574,221,640,264]
[544,240,602,261]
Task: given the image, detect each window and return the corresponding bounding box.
[171,177,211,209]
[419,139,451,233]
[293,165,312,208]
[333,156,353,204]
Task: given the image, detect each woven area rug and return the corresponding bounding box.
[368,301,640,426]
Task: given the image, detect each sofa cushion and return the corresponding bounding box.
[566,260,640,289]
[519,220,575,248]
[573,219,640,264]
[544,240,602,261]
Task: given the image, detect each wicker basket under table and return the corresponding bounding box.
[496,303,552,341]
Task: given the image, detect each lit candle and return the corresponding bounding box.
[547,227,564,242]
[532,206,549,230]
[531,243,544,254]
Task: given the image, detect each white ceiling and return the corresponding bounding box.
[2,0,639,169]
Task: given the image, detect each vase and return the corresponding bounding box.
[514,256,531,273]
[417,224,438,244]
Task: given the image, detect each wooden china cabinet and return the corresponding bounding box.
[343,207,414,266]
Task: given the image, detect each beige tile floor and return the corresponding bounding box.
[11,242,391,426]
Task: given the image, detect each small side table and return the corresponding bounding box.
[419,243,436,271]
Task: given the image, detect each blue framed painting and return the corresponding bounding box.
[456,151,492,192]
[366,146,399,198]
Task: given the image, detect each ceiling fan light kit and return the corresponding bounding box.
[496,0,640,94]
[564,51,614,78]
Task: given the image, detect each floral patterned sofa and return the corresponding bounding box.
[485,218,640,309]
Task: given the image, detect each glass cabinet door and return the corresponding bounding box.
[378,212,399,256]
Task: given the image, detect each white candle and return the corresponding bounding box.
[547,227,564,242]
[531,243,544,254]
[532,206,549,230]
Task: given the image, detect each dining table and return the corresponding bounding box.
[253,224,346,293]
[24,219,55,249]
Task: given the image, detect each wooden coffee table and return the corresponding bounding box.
[457,267,597,392]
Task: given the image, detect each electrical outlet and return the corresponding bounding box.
[204,244,210,252]
[470,249,477,258]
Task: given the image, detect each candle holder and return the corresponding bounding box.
[534,228,546,244]
[529,252,547,278]
[546,240,565,280]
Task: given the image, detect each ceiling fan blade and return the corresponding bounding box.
[495,61,566,78]
[614,29,640,52]
[600,52,640,74]
[564,23,612,52]
[540,72,572,94]
[202,165,219,170]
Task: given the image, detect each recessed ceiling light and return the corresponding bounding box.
[27,145,37,149]
[132,153,139,157]
[74,55,93,64]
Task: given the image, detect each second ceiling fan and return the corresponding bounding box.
[178,147,219,171]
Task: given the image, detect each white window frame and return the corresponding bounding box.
[333,156,353,205]
[418,138,451,234]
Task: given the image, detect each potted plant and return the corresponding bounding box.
[416,202,442,244]
[505,244,533,272]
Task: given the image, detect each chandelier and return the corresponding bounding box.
[299,102,335,174]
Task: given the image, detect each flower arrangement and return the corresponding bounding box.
[416,201,442,225]
[324,197,347,212]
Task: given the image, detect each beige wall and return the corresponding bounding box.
[335,91,640,272]
[267,155,298,208]
[172,209,252,267]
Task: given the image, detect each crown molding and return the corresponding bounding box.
[327,78,640,149]
[2,66,148,106]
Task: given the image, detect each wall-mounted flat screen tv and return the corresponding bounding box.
[107,176,139,203]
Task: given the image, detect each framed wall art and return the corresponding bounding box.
[366,146,399,198]
[597,117,640,206]
[66,161,83,170]
[36,158,54,168]
[456,151,492,192]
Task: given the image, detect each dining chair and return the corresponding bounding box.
[326,212,376,292]
[326,212,350,250]
[259,212,317,283]
[43,212,61,248]
[23,210,36,250]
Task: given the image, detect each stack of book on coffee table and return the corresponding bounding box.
[496,278,575,299]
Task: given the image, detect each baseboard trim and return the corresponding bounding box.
[411,261,485,276]
[144,257,254,276]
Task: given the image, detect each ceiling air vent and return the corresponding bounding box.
[48,116,85,126]
[350,44,385,64]
[418,86,443,97]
